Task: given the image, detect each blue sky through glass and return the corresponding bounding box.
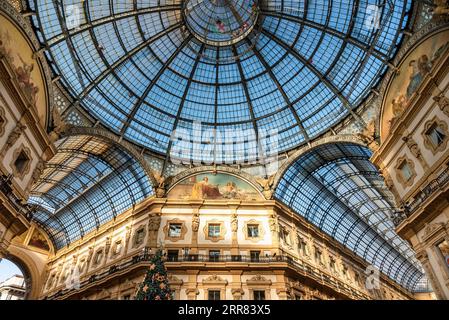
[29,0,412,162]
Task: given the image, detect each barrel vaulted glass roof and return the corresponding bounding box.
[28,135,154,249]
[275,143,425,291]
[28,0,412,162]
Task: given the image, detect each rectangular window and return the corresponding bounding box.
[167,250,179,262]
[168,223,182,238]
[209,250,220,262]
[247,224,259,238]
[208,290,221,300]
[399,161,413,181]
[426,123,446,147]
[437,240,449,269]
[250,250,260,262]
[253,290,266,300]
[208,224,221,238]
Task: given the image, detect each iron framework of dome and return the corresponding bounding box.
[28,0,412,162]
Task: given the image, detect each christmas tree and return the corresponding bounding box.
[135,250,173,300]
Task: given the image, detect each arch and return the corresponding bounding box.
[0,0,54,128]
[273,134,367,190]
[62,126,159,187]
[378,22,449,142]
[28,133,155,250]
[166,165,265,198]
[4,246,45,300]
[274,141,426,291]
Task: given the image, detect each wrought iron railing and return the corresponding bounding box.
[396,166,449,226]
[0,174,34,220]
[44,249,370,300]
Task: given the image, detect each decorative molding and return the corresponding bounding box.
[131,225,146,249]
[402,132,429,170]
[202,274,228,285]
[422,222,446,242]
[0,105,5,137]
[163,218,187,242]
[10,143,32,180]
[434,93,449,117]
[395,156,417,188]
[1,122,26,156]
[243,219,265,243]
[204,219,226,243]
[247,274,271,285]
[0,0,55,127]
[421,115,449,155]
[378,21,449,140]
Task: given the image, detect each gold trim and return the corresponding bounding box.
[163,219,187,242]
[422,116,449,155]
[204,220,226,242]
[91,248,104,267]
[132,226,147,248]
[0,106,5,137]
[395,156,416,188]
[10,144,32,180]
[243,219,265,242]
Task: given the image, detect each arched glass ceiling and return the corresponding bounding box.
[28,135,154,250]
[28,0,411,162]
[274,143,425,291]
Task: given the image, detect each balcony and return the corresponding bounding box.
[395,166,449,226]
[44,248,370,300]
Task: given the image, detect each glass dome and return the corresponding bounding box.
[28,0,411,162]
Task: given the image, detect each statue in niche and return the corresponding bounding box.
[434,94,449,117]
[1,123,26,156]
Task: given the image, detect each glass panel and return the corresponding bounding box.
[247,224,259,238]
[208,224,221,237]
[168,224,182,238]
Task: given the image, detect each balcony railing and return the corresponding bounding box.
[44,248,370,300]
[395,166,449,226]
[0,174,34,220]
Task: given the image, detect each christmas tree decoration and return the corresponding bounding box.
[135,250,173,300]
